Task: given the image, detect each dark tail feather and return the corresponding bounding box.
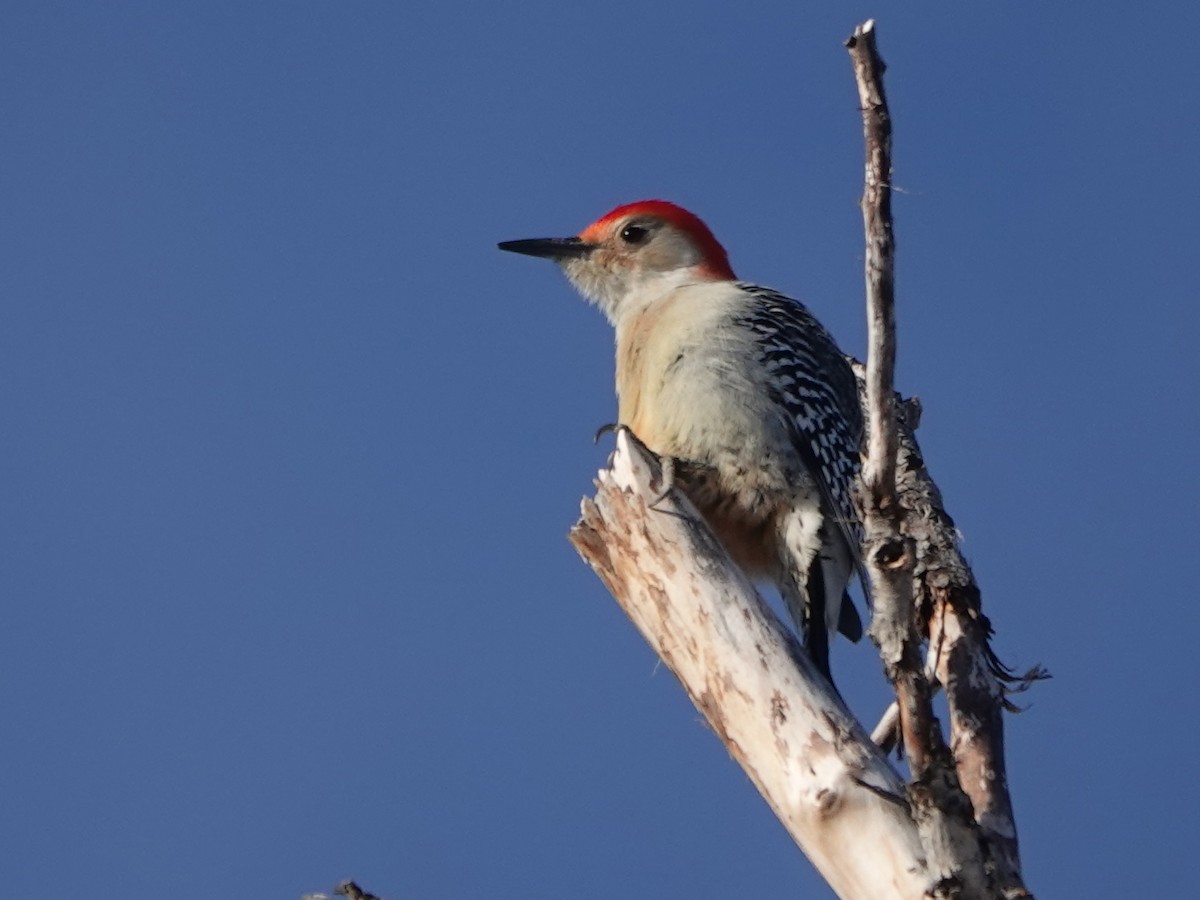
[805,560,833,685]
[837,592,863,642]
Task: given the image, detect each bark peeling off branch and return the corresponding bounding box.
[570,431,933,900]
[861,370,1040,898]
[931,601,1031,897]
[847,20,1039,898]
[847,21,990,897]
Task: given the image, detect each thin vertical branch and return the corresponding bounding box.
[849,20,898,508]
[846,12,930,789]
[846,20,989,896]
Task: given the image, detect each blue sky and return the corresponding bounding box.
[2,3,1197,897]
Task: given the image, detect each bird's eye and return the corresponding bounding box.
[620,224,650,245]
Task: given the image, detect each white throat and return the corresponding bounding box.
[564,263,711,326]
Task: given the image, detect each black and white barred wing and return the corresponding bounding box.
[733,284,869,596]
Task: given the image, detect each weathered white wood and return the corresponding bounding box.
[570,432,933,900]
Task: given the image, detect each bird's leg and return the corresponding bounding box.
[648,454,676,509]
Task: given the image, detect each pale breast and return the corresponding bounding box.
[616,288,793,465]
[614,285,813,574]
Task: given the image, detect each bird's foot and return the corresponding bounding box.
[648,455,676,509]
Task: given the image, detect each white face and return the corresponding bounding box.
[562,216,704,322]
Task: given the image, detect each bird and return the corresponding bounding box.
[499,200,866,685]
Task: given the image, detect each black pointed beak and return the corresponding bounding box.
[497,236,596,261]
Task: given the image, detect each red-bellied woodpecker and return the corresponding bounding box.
[499,200,866,683]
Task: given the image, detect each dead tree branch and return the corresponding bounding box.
[302,881,383,900]
[847,19,1037,898]
[891,391,1044,898]
[570,430,933,899]
[847,19,990,896]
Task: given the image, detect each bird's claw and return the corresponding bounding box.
[593,422,619,444]
[593,423,673,509]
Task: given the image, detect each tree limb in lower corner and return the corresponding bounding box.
[570,430,934,900]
